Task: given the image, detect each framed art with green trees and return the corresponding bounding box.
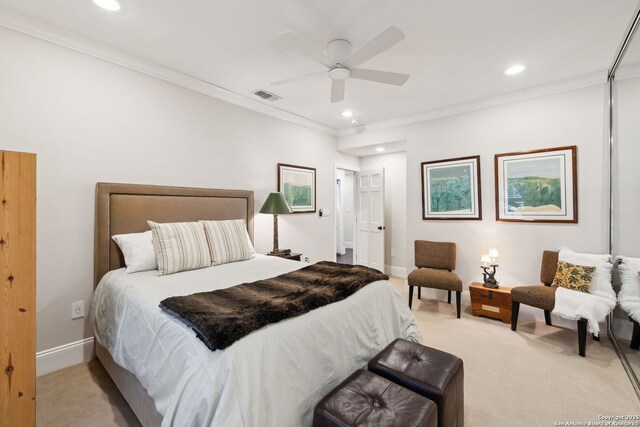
[421,155,482,220]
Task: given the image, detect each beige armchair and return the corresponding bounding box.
[407,240,462,318]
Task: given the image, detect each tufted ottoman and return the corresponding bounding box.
[313,369,437,427]
[368,339,464,427]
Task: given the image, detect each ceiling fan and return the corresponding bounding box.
[272,26,409,103]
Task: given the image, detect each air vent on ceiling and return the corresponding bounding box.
[253,89,282,102]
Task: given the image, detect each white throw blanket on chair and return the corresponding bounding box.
[551,248,616,335]
[618,256,640,324]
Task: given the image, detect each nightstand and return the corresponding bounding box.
[469,282,512,323]
[267,252,302,261]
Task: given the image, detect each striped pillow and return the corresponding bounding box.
[200,219,255,266]
[147,221,212,276]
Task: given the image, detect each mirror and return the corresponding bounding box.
[611,6,640,396]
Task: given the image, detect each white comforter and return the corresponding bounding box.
[91,255,421,426]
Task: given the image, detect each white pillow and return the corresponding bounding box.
[200,219,255,266]
[148,221,212,276]
[112,231,157,273]
[558,248,615,301]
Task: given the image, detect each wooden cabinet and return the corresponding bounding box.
[469,282,512,324]
[1,150,36,426]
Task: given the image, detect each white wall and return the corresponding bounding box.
[342,171,355,249]
[340,85,609,320]
[359,152,407,277]
[335,169,355,254]
[0,27,357,354]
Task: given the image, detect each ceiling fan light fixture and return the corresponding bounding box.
[505,64,526,75]
[92,0,121,11]
[351,119,359,125]
[329,68,350,81]
[272,26,409,103]
[341,110,354,118]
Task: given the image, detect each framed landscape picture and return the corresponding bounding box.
[421,155,482,220]
[278,163,316,213]
[494,146,577,223]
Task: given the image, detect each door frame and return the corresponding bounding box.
[334,163,360,263]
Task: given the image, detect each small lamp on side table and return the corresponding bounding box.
[260,192,293,255]
[481,248,500,288]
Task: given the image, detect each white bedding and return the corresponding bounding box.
[91,255,421,426]
[551,249,616,335]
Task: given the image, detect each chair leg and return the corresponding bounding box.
[447,290,451,304]
[455,291,461,319]
[418,287,421,300]
[511,302,520,331]
[592,333,600,341]
[408,286,414,310]
[577,319,587,357]
[544,310,552,326]
[631,321,640,350]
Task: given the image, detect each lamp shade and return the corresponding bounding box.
[488,248,500,258]
[260,192,293,215]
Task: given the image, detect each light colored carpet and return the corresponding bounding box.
[37,277,639,426]
[37,359,140,427]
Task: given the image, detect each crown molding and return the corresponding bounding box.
[615,62,640,81]
[336,71,608,137]
[0,6,611,142]
[0,6,337,136]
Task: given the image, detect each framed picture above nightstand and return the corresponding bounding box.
[278,163,316,214]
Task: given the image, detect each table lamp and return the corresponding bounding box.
[259,192,293,255]
[481,248,500,288]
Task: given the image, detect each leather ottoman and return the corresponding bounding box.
[313,369,437,427]
[368,339,464,427]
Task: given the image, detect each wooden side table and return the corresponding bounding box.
[267,252,302,261]
[469,282,512,323]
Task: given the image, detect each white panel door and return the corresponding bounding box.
[356,168,385,271]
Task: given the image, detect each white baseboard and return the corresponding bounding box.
[385,265,407,279]
[344,242,353,249]
[36,337,94,377]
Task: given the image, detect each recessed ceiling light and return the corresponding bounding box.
[92,0,121,12]
[504,64,526,76]
[375,147,385,153]
[341,110,354,118]
[351,119,358,125]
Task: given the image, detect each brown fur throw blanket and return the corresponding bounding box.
[160,261,389,351]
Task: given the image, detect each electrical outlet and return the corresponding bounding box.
[71,301,85,319]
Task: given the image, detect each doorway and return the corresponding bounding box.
[336,168,356,265]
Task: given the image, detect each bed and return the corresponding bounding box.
[92,183,421,426]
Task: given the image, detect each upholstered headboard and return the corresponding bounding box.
[94,183,254,287]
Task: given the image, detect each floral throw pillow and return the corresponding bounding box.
[551,261,596,293]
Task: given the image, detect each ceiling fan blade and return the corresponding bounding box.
[271,71,326,86]
[350,68,410,86]
[278,31,332,68]
[331,80,345,103]
[342,26,405,68]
